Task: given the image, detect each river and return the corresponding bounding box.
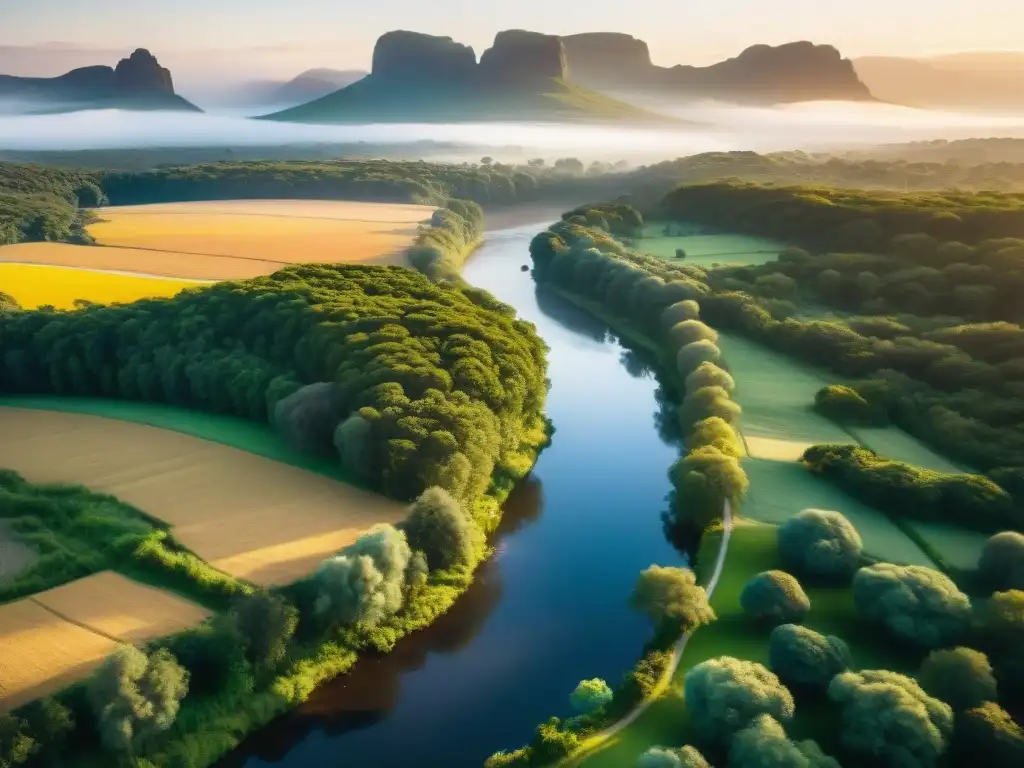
[224,220,685,767]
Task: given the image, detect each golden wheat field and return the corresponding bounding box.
[0,599,119,712]
[0,263,205,309]
[743,436,816,463]
[0,407,407,586]
[32,572,211,644]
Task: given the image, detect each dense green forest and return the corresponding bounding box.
[0,164,105,245]
[0,263,548,503]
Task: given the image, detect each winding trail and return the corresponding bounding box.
[565,500,735,764]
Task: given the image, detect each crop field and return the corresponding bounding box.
[0,263,203,309]
[904,521,989,572]
[0,407,406,587]
[31,571,211,645]
[0,599,119,712]
[636,222,785,266]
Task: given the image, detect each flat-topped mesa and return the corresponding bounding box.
[370,30,476,84]
[477,30,567,88]
[113,48,175,94]
[562,32,653,88]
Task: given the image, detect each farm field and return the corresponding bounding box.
[0,407,406,586]
[0,262,204,309]
[636,222,785,266]
[31,571,211,645]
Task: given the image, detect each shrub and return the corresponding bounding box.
[402,486,481,571]
[661,300,702,330]
[676,340,722,377]
[918,647,997,711]
[638,747,682,768]
[953,702,1024,764]
[978,531,1024,591]
[668,447,748,530]
[668,320,719,351]
[814,384,887,425]
[630,566,715,631]
[569,679,613,714]
[272,381,346,454]
[728,714,839,768]
[88,646,189,753]
[683,657,795,742]
[679,386,742,430]
[740,571,810,625]
[853,563,972,648]
[685,362,736,395]
[228,593,298,669]
[768,624,851,689]
[688,417,743,458]
[829,670,953,768]
[777,509,863,581]
[981,589,1024,647]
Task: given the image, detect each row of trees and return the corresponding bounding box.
[0,262,548,502]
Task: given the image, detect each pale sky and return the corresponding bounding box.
[1,0,1020,82]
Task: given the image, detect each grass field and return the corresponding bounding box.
[636,222,785,266]
[31,571,211,645]
[0,407,406,587]
[0,263,204,309]
[0,598,119,712]
[846,425,969,473]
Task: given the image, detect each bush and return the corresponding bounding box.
[668,447,748,530]
[918,647,997,711]
[768,624,851,689]
[683,657,795,743]
[814,384,887,425]
[953,702,1024,764]
[402,487,481,571]
[677,340,722,377]
[88,646,189,753]
[688,417,744,459]
[630,566,715,632]
[978,531,1024,591]
[740,571,810,625]
[829,670,953,768]
[637,746,712,768]
[728,714,839,768]
[685,362,736,395]
[853,563,972,647]
[981,589,1024,647]
[227,593,298,669]
[569,679,613,714]
[272,381,346,453]
[661,300,702,330]
[668,320,719,351]
[679,386,742,430]
[777,509,863,581]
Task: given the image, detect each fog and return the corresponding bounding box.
[0,100,1022,162]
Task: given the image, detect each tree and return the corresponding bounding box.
[668,320,718,351]
[728,714,839,768]
[677,340,722,378]
[675,248,687,260]
[685,362,736,396]
[569,678,613,714]
[0,714,33,768]
[630,565,715,631]
[88,646,189,753]
[740,571,810,625]
[777,509,863,581]
[683,657,795,742]
[978,531,1024,592]
[980,589,1024,647]
[314,524,412,628]
[335,413,373,480]
[402,486,481,571]
[768,624,851,689]
[918,647,997,711]
[853,563,972,647]
[829,670,953,768]
[272,381,346,454]
[668,447,748,530]
[688,417,743,459]
[19,697,74,764]
[814,385,886,425]
[638,746,710,768]
[679,386,741,430]
[228,593,298,669]
[953,702,1024,764]
[661,300,701,330]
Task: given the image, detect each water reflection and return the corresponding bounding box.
[533,285,609,344]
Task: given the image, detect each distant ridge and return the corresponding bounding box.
[0,48,201,113]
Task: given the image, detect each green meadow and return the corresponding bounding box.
[636,222,785,267]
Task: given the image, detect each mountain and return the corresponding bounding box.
[262,30,669,124]
[272,68,367,105]
[562,34,875,104]
[0,49,200,113]
[854,53,1024,110]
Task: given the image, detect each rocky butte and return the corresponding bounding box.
[0,49,201,113]
[562,34,876,104]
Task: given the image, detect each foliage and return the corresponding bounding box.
[980,589,1024,648]
[740,571,810,625]
[728,714,839,768]
[814,384,887,426]
[803,444,1020,533]
[688,417,744,459]
[87,646,189,753]
[226,593,299,670]
[402,486,481,571]
[828,669,953,768]
[767,624,852,690]
[630,565,716,632]
[978,531,1024,592]
[638,746,711,768]
[407,198,484,280]
[272,381,346,453]
[682,657,795,743]
[852,563,972,647]
[668,447,748,531]
[569,679,613,715]
[953,702,1024,764]
[777,509,863,582]
[686,362,736,395]
[918,647,997,711]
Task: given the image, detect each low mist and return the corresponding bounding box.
[0,100,1022,162]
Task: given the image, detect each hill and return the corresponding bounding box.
[562,34,875,104]
[263,30,669,124]
[0,49,200,113]
[854,53,1024,110]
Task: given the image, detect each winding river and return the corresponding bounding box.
[225,220,685,767]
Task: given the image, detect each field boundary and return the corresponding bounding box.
[26,597,123,644]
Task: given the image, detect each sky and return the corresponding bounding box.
[1,0,1021,84]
